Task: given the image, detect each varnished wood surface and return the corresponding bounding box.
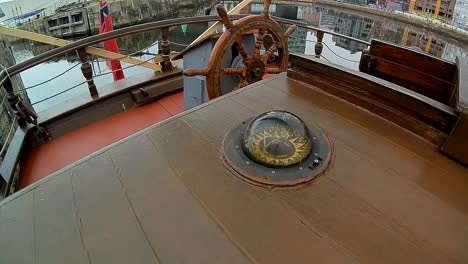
[1,74,468,264]
[290,54,457,145]
[360,40,457,104]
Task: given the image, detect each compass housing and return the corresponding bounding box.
[222,111,333,188]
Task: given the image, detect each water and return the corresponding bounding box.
[12,23,209,112]
[10,2,468,113]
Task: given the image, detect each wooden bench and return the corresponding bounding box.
[359,40,457,105]
[441,57,468,165]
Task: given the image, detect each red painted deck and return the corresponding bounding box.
[20,91,184,188]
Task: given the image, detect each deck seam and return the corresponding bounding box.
[276,191,362,264]
[156,100,176,117]
[32,191,37,264]
[70,171,93,264]
[108,156,163,264]
[181,118,220,150]
[145,133,258,264]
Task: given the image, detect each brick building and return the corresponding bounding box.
[410,0,456,22]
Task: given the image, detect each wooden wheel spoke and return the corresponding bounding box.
[198,3,297,100]
[266,67,282,74]
[263,42,278,61]
[235,38,250,62]
[216,5,234,30]
[262,0,272,17]
[285,25,297,38]
[184,68,208,77]
[222,67,246,76]
[253,29,266,57]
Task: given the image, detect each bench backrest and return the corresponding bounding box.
[359,40,457,105]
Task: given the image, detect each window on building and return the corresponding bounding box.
[59,16,69,25]
[71,13,82,22]
[48,19,58,27]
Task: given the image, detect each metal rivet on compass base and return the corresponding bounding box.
[222,111,333,188]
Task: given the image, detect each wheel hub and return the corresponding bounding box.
[183,0,297,99]
[246,59,265,82]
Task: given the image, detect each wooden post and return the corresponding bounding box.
[160,27,173,72]
[314,30,324,59]
[77,48,98,98]
[425,35,433,54]
[3,78,26,127]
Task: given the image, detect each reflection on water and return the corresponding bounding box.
[10,1,468,112]
[248,3,467,60]
[13,20,210,113]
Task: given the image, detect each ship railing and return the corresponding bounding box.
[0,15,370,197]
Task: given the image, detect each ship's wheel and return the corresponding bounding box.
[183,0,296,99]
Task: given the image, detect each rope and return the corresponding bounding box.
[14,40,163,92]
[321,41,361,63]
[169,41,190,47]
[20,63,82,91]
[93,54,163,78]
[2,66,11,80]
[0,94,7,110]
[5,42,160,93]
[0,116,17,158]
[30,53,173,105]
[290,35,361,63]
[32,80,87,106]
[92,40,160,63]
[319,54,332,63]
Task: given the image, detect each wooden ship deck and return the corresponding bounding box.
[1,73,467,264]
[1,0,468,262]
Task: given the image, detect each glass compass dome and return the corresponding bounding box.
[241,111,312,168]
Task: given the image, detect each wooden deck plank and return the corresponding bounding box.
[0,192,35,264]
[267,78,468,213]
[182,97,265,149]
[279,178,454,264]
[278,78,465,176]
[1,74,467,264]
[329,141,468,263]
[181,99,253,148]
[146,119,357,264]
[172,85,458,263]
[241,77,468,214]
[34,173,89,264]
[230,78,468,263]
[70,154,160,264]
[108,135,251,263]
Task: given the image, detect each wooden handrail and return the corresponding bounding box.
[0,15,372,87]
[0,15,245,84]
[273,16,371,46]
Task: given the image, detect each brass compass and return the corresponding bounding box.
[223,111,332,188]
[242,111,312,168]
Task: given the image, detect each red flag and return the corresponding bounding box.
[99,0,124,81]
